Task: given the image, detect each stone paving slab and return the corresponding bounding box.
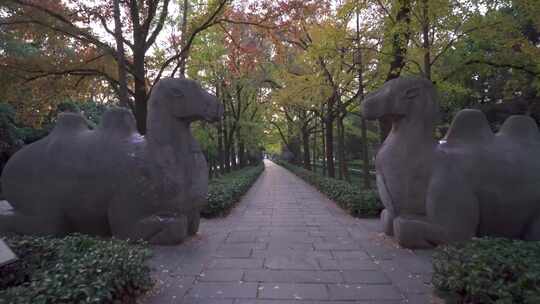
[143,160,436,304]
[244,270,343,283]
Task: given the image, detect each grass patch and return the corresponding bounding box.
[276,160,382,217]
[203,164,264,218]
[433,237,540,304]
[0,234,152,304]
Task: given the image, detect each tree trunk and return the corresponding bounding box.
[312,122,317,172]
[422,0,431,80]
[231,139,237,169]
[238,136,246,167]
[325,113,335,178]
[236,124,246,167]
[132,21,148,135]
[360,117,371,188]
[356,3,371,189]
[301,125,311,170]
[129,2,149,135]
[223,114,231,172]
[337,115,349,182]
[217,118,225,174]
[179,0,190,77]
[113,0,130,108]
[206,151,213,179]
[246,148,252,166]
[321,116,327,176]
[224,147,231,172]
[216,84,225,174]
[133,58,147,134]
[380,0,411,141]
[337,120,343,180]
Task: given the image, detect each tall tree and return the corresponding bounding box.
[2,0,229,133]
[378,0,412,140]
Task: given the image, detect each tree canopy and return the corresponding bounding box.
[1,0,538,182]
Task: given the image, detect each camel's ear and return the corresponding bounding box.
[405,87,421,99]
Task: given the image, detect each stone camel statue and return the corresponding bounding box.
[0,78,223,245]
[363,76,540,248]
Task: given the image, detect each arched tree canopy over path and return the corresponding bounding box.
[1,0,539,181]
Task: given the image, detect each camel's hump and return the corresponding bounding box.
[444,109,494,144]
[98,107,138,136]
[51,113,90,135]
[498,115,540,141]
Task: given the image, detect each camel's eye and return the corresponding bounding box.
[405,87,420,99]
[170,87,185,98]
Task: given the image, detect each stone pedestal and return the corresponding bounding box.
[0,238,16,267]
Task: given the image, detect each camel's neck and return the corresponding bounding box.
[386,116,436,148]
[146,99,192,154]
[377,110,438,216]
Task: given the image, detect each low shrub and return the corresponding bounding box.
[433,238,540,304]
[0,234,152,304]
[203,164,264,217]
[276,160,382,217]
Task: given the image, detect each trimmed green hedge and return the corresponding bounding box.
[276,160,382,217]
[433,238,540,304]
[0,234,152,304]
[203,164,264,217]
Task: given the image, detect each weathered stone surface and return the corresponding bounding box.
[341,270,391,284]
[258,283,328,300]
[146,275,195,304]
[208,258,264,269]
[264,255,320,270]
[187,282,258,299]
[327,284,403,301]
[244,270,342,283]
[0,78,223,245]
[199,270,244,282]
[318,257,380,271]
[363,76,540,248]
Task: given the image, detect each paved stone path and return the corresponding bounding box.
[144,160,435,304]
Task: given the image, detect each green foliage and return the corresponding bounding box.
[0,99,110,147]
[56,101,81,113]
[0,103,22,147]
[203,165,265,217]
[276,160,382,217]
[79,102,108,127]
[433,238,540,304]
[0,234,153,304]
[54,100,109,129]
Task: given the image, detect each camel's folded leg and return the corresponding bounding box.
[416,163,479,247]
[393,215,448,249]
[394,161,480,249]
[187,210,201,236]
[380,209,395,236]
[394,209,479,249]
[109,211,189,245]
[108,193,191,245]
[138,214,189,245]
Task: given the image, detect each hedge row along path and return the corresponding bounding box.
[144,160,436,304]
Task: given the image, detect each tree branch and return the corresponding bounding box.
[145,0,170,50]
[153,0,228,85]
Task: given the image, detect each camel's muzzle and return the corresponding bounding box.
[362,93,386,120]
[203,97,224,123]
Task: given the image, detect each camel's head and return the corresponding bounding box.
[363,77,439,122]
[152,78,224,123]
